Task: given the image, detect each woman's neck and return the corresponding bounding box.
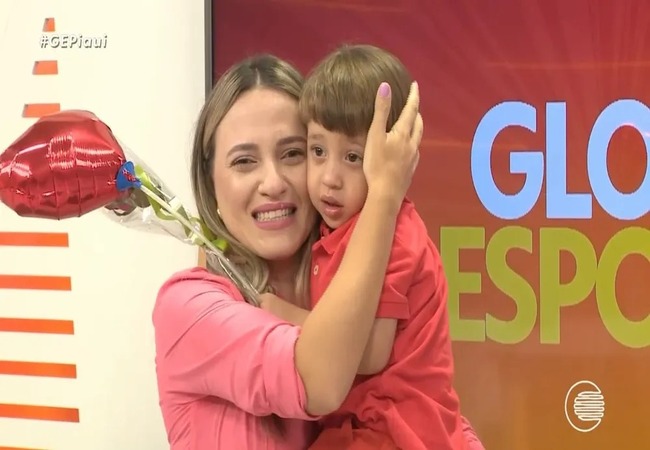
[267,258,300,304]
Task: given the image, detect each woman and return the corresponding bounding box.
[153,53,422,449]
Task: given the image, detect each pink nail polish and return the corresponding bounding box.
[379,82,390,97]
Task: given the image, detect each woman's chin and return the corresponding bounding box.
[235,212,316,264]
[248,236,304,263]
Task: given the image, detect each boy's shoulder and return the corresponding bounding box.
[393,198,445,265]
[394,198,430,245]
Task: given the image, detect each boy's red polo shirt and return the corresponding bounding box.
[310,199,468,450]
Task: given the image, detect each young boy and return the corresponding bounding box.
[262,45,483,450]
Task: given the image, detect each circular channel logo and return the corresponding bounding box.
[564,380,605,433]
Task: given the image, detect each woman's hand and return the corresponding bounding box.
[258,292,288,316]
[363,81,423,206]
[259,293,310,326]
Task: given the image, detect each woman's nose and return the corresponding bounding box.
[257,162,288,197]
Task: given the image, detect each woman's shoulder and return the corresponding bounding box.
[153,267,246,325]
[158,267,244,300]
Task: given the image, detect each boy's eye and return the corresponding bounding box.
[346,153,363,163]
[311,146,325,157]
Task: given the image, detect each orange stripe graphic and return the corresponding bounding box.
[0,318,74,335]
[22,104,60,118]
[0,361,76,378]
[0,232,68,247]
[0,403,79,422]
[32,61,58,75]
[0,275,71,291]
[42,18,55,32]
[0,447,47,450]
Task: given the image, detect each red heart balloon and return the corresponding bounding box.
[0,110,128,220]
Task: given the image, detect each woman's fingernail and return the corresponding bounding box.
[379,82,390,97]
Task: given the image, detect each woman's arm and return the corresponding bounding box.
[259,205,415,376]
[296,195,400,412]
[156,201,405,418]
[154,269,316,419]
[294,82,422,415]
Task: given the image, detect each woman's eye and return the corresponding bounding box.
[284,148,305,159]
[231,157,254,166]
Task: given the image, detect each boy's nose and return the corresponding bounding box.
[322,164,343,189]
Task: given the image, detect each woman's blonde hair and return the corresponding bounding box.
[191,54,316,308]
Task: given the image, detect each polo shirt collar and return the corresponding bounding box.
[317,213,360,255]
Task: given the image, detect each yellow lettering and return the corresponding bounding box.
[485,226,536,344]
[440,227,485,342]
[597,227,650,348]
[539,228,597,343]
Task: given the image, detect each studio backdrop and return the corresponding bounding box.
[213,1,650,449]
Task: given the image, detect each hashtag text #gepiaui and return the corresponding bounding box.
[40,34,108,49]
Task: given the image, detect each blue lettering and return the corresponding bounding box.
[472,99,650,220]
[546,102,592,219]
[470,101,544,220]
[588,99,650,220]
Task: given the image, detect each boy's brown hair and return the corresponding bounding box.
[299,44,412,136]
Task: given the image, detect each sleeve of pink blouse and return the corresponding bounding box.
[153,268,316,420]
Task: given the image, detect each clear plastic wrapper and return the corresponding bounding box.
[104,145,261,306]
